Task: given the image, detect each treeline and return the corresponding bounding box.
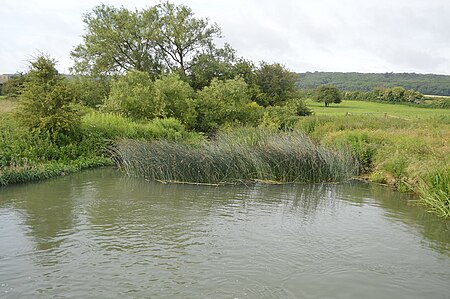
[297,72,450,96]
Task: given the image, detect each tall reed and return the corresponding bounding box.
[418,168,450,218]
[112,129,358,184]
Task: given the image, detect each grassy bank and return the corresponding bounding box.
[0,111,202,186]
[112,128,358,184]
[296,114,450,217]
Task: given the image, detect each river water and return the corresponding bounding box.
[0,168,449,298]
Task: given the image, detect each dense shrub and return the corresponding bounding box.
[104,70,164,120]
[195,77,253,133]
[81,112,203,144]
[69,75,110,108]
[17,55,81,141]
[153,74,197,128]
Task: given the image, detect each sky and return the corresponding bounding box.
[1,0,450,74]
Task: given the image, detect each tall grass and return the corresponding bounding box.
[297,114,450,217]
[418,169,450,218]
[112,128,358,184]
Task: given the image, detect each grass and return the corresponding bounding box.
[417,168,450,218]
[296,113,450,218]
[112,128,358,184]
[0,97,18,113]
[305,99,450,119]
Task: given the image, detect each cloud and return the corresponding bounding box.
[1,0,450,74]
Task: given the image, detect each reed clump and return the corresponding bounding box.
[112,129,358,184]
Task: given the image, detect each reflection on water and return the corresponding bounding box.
[0,168,449,298]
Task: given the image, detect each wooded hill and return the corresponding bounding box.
[296,72,450,96]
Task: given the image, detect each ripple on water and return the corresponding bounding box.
[0,169,449,298]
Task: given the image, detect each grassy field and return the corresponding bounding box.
[0,96,17,113]
[306,99,450,119]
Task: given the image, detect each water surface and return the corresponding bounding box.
[0,168,449,298]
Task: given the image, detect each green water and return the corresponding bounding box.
[0,168,449,298]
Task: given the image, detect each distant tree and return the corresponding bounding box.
[2,73,27,99]
[71,1,221,78]
[18,55,80,140]
[255,63,298,107]
[314,85,342,107]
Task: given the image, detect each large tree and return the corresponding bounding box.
[255,63,298,107]
[314,85,342,107]
[71,1,221,77]
[154,1,221,77]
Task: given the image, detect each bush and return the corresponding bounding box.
[69,75,110,108]
[153,74,197,128]
[195,77,253,133]
[81,112,203,144]
[103,70,164,120]
[17,55,81,141]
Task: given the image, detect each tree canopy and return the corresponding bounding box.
[314,85,342,107]
[71,1,221,78]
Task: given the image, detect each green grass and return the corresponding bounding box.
[112,128,358,184]
[0,97,17,113]
[306,99,450,119]
[295,113,450,218]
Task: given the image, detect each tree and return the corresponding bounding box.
[153,74,197,128]
[103,70,165,120]
[18,55,80,140]
[154,1,221,77]
[195,77,252,132]
[255,62,298,107]
[314,85,342,107]
[2,73,27,99]
[188,44,237,90]
[71,5,162,76]
[71,1,221,78]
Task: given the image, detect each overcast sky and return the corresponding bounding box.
[1,0,450,74]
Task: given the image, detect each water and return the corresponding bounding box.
[0,168,449,298]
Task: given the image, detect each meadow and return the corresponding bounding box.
[305,99,450,119]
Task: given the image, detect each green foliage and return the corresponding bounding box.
[69,75,110,107]
[418,168,450,218]
[81,112,202,143]
[104,70,164,120]
[2,73,27,99]
[17,55,81,141]
[153,74,197,127]
[299,114,450,217]
[260,105,299,130]
[155,1,221,76]
[297,71,450,96]
[112,129,358,184]
[71,1,221,77]
[314,85,342,107]
[195,77,253,132]
[255,62,298,106]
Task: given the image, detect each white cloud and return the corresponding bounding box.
[1,0,449,74]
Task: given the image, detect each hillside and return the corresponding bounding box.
[297,72,450,96]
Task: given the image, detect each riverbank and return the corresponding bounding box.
[1,99,449,217]
[296,114,449,217]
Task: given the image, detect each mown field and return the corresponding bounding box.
[305,99,450,119]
